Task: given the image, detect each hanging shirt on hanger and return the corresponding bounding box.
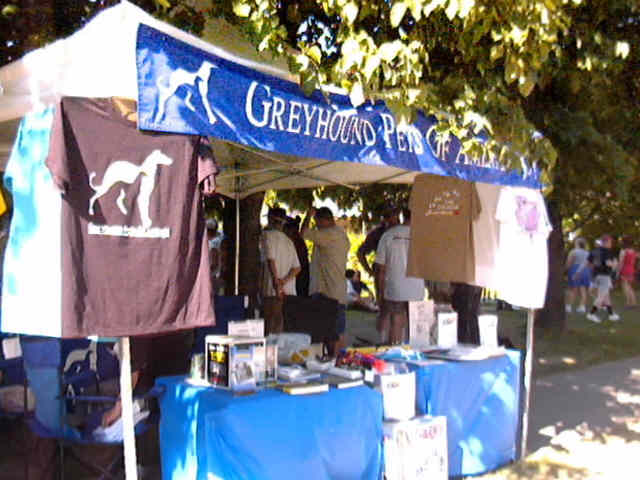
[471,182,502,290]
[494,186,552,309]
[407,174,481,284]
[45,97,218,337]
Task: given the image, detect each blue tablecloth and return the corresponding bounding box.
[407,350,522,477]
[156,376,384,480]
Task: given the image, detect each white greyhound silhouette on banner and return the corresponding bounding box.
[154,60,218,125]
[88,149,173,230]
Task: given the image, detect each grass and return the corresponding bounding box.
[347,289,640,378]
[492,289,640,377]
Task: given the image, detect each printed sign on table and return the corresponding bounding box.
[409,300,435,348]
[478,314,499,348]
[436,312,458,349]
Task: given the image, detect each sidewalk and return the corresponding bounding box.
[480,356,640,479]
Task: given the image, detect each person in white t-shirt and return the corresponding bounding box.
[375,208,425,344]
[260,208,301,334]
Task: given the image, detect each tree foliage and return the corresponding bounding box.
[209,0,639,183]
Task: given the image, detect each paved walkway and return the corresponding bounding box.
[510,356,640,479]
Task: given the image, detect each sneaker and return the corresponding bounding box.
[576,305,586,313]
[609,312,620,322]
[586,313,602,324]
[565,305,572,313]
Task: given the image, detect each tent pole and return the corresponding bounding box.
[521,308,535,458]
[234,193,240,295]
[119,336,138,480]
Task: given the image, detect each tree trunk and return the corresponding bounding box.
[221,192,265,313]
[535,200,566,331]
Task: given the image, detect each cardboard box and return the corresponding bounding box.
[375,371,416,421]
[383,415,448,480]
[204,335,265,392]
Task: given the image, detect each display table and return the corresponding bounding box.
[406,350,521,477]
[156,376,384,480]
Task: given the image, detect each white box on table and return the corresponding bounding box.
[204,335,265,392]
[383,415,448,480]
[374,371,416,421]
[227,320,277,383]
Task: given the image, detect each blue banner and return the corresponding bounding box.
[136,24,540,189]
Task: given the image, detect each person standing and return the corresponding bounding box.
[587,234,620,323]
[283,216,310,297]
[375,209,425,344]
[260,207,301,334]
[618,235,637,307]
[565,237,591,313]
[301,206,350,351]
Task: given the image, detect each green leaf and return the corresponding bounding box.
[296,54,310,72]
[233,2,251,17]
[390,2,408,28]
[363,54,381,81]
[445,0,458,21]
[518,72,536,97]
[407,0,423,21]
[379,41,403,62]
[349,81,366,106]
[341,38,364,68]
[307,46,322,64]
[458,0,474,18]
[423,0,446,17]
[490,44,504,62]
[156,0,171,9]
[1,4,18,16]
[342,2,359,25]
[615,41,630,59]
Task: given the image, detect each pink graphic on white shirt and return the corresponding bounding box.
[515,195,540,234]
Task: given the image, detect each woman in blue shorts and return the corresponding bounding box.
[566,238,592,313]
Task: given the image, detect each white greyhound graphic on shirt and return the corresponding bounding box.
[154,60,218,125]
[88,149,173,230]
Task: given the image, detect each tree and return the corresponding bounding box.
[212,0,640,331]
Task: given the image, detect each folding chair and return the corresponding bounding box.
[21,336,162,480]
[0,334,27,423]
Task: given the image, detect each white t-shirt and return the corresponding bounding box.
[472,183,502,290]
[375,225,425,302]
[495,187,552,309]
[260,229,300,297]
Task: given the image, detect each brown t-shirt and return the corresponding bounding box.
[407,174,481,284]
[46,97,217,337]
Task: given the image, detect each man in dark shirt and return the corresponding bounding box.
[357,207,400,302]
[587,234,619,323]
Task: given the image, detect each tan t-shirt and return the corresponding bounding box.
[407,174,481,283]
[303,225,350,304]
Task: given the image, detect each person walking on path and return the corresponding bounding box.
[586,234,620,323]
[618,235,637,307]
[565,237,592,313]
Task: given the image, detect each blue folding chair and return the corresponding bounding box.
[22,336,162,480]
[0,334,26,423]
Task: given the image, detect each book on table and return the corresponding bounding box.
[278,382,329,395]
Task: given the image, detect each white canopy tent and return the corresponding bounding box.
[0,1,539,477]
[0,1,419,196]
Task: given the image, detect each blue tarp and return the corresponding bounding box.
[136,24,540,189]
[156,376,383,480]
